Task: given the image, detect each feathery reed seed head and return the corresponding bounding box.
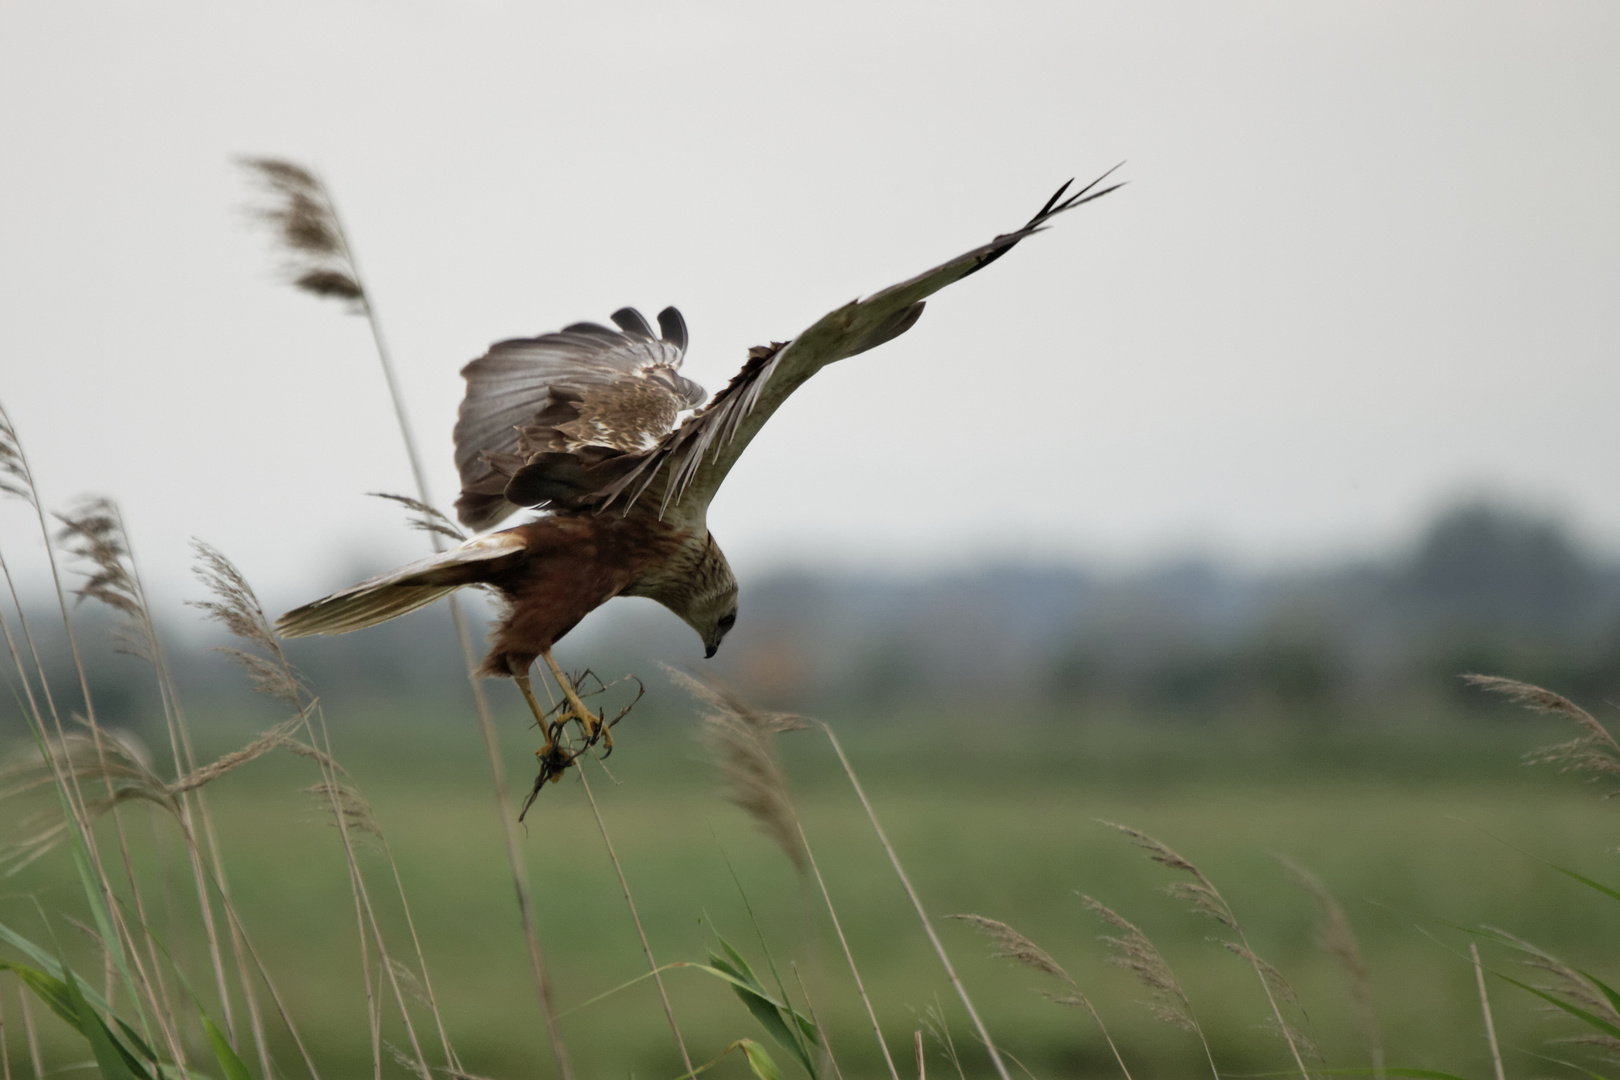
[0,403,36,506]
[188,539,306,706]
[1100,821,1237,926]
[947,914,1073,986]
[1080,895,1199,1033]
[672,667,809,873]
[306,781,383,845]
[1,728,176,870]
[1,710,329,874]
[1487,925,1620,1032]
[168,712,315,794]
[1466,675,1620,787]
[54,497,158,663]
[239,156,365,309]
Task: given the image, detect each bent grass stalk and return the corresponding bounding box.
[1081,896,1216,1080]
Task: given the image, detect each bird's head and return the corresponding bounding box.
[675,533,739,658]
[693,592,739,659]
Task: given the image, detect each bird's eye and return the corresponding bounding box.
[718,613,736,630]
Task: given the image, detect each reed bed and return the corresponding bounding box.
[3,159,1618,1080]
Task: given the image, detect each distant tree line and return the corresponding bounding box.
[14,500,1619,736]
[717,500,1620,720]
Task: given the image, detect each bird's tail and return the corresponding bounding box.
[276,583,464,637]
[276,531,527,639]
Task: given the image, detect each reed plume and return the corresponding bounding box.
[674,667,809,873]
[239,158,364,307]
[1485,926,1620,1054]
[188,539,307,707]
[1080,896,1201,1037]
[949,913,1134,1080]
[1101,822,1316,1077]
[372,492,469,546]
[947,915,1068,983]
[1465,674,1620,789]
[0,405,35,507]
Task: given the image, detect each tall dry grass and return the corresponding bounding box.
[8,157,1620,1080]
[1,401,474,1080]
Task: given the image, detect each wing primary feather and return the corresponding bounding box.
[1042,163,1126,219]
[960,165,1126,281]
[610,307,655,337]
[657,306,688,351]
[1035,178,1075,219]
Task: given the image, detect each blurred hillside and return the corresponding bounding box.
[707,499,1620,719]
[16,498,1620,736]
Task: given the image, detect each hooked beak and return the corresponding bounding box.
[705,643,718,659]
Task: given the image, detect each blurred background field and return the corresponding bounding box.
[4,697,1613,1079]
[7,497,1620,1079]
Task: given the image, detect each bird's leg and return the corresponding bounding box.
[541,648,612,752]
[510,662,576,786]
[510,666,553,740]
[510,660,565,753]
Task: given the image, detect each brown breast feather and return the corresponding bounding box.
[475,514,697,677]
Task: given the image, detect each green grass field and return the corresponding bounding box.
[4,705,1617,1080]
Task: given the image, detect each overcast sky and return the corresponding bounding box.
[2,2,1617,610]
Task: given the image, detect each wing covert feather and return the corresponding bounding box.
[453,306,703,530]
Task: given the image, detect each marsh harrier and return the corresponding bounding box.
[277,171,1121,776]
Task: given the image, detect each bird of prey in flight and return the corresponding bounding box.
[277,169,1122,782]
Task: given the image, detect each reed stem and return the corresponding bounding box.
[576,765,695,1077]
[328,174,575,1080]
[820,725,1011,1080]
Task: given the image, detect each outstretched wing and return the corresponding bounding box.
[453,306,704,530]
[487,168,1122,523]
[612,169,1123,518]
